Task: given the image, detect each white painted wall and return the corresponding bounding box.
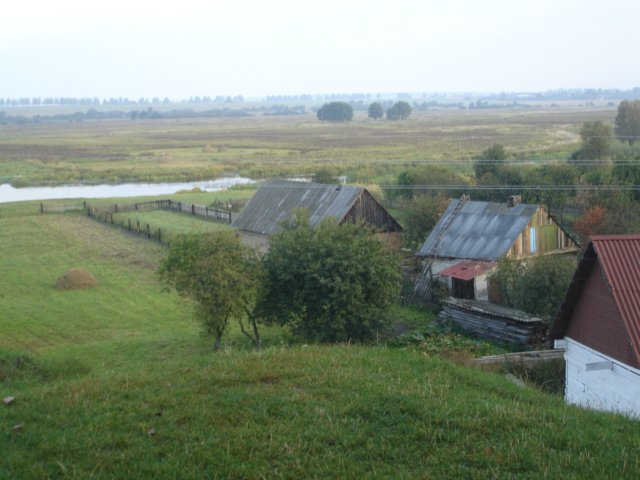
[564,338,640,418]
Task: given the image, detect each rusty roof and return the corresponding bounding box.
[551,234,640,365]
[437,260,497,281]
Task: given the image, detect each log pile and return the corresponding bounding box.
[438,297,547,347]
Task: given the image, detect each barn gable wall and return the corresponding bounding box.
[565,260,638,368]
[506,208,578,258]
[339,190,402,232]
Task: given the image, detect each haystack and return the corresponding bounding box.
[54,268,98,290]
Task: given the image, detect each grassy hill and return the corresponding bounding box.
[2,200,640,479]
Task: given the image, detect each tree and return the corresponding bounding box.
[256,212,402,342]
[313,167,339,184]
[614,99,640,145]
[473,144,507,179]
[386,101,412,120]
[159,232,262,350]
[399,194,450,249]
[317,102,353,123]
[578,121,612,162]
[489,255,575,322]
[368,102,384,119]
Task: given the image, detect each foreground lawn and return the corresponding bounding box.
[1,201,640,479]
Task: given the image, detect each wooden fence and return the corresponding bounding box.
[40,202,87,213]
[85,205,168,244]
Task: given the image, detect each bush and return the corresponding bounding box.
[256,212,402,342]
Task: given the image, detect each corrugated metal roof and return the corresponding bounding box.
[417,199,539,261]
[437,260,497,281]
[592,235,640,365]
[551,234,640,366]
[232,179,363,235]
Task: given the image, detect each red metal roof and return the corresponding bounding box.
[437,260,497,281]
[591,235,640,364]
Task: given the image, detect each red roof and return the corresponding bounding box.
[551,234,640,365]
[437,260,497,281]
[591,235,640,363]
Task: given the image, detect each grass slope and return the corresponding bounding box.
[1,202,640,479]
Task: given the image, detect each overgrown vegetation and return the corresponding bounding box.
[489,255,576,321]
[256,212,402,342]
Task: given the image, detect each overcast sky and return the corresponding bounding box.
[1,0,638,99]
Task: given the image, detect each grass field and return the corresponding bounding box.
[0,106,618,187]
[2,201,640,478]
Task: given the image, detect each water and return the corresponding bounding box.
[0,176,255,204]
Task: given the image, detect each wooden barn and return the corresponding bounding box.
[232,179,402,249]
[416,196,578,303]
[550,235,640,418]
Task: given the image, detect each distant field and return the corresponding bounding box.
[0,106,618,187]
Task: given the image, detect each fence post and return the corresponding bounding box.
[40,203,44,214]
[114,204,118,213]
[137,220,140,233]
[110,213,114,225]
[146,224,151,238]
[192,204,195,215]
[158,228,162,243]
[128,219,132,231]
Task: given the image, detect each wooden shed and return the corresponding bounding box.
[550,235,640,418]
[232,179,402,249]
[417,197,579,302]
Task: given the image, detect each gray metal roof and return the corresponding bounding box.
[232,179,364,235]
[417,199,539,261]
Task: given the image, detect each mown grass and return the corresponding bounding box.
[0,107,617,187]
[2,201,640,479]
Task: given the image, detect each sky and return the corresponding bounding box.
[1,0,639,100]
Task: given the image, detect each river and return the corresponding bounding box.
[0,176,255,204]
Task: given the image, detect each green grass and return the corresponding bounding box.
[0,107,617,187]
[2,202,640,479]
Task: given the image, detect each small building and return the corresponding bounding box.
[417,196,578,302]
[232,179,402,249]
[550,235,640,418]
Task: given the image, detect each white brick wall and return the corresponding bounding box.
[564,338,640,418]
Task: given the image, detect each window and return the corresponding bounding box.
[530,227,537,253]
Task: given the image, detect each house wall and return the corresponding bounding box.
[565,259,638,368]
[474,273,490,301]
[506,208,577,258]
[340,191,402,232]
[564,338,640,418]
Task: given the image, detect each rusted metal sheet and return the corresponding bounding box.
[438,260,496,281]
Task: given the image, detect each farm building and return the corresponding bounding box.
[232,179,402,249]
[550,235,640,418]
[416,196,578,302]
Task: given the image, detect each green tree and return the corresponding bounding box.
[490,255,575,322]
[159,232,262,350]
[473,144,507,179]
[368,101,384,119]
[578,121,612,162]
[256,212,401,342]
[614,99,640,145]
[313,167,339,184]
[399,194,450,249]
[386,101,412,120]
[317,102,353,123]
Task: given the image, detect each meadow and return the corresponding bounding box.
[3,104,640,478]
[2,198,640,479]
[0,105,617,188]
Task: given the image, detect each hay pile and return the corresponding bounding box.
[54,268,98,290]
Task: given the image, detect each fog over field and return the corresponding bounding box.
[2,0,639,99]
